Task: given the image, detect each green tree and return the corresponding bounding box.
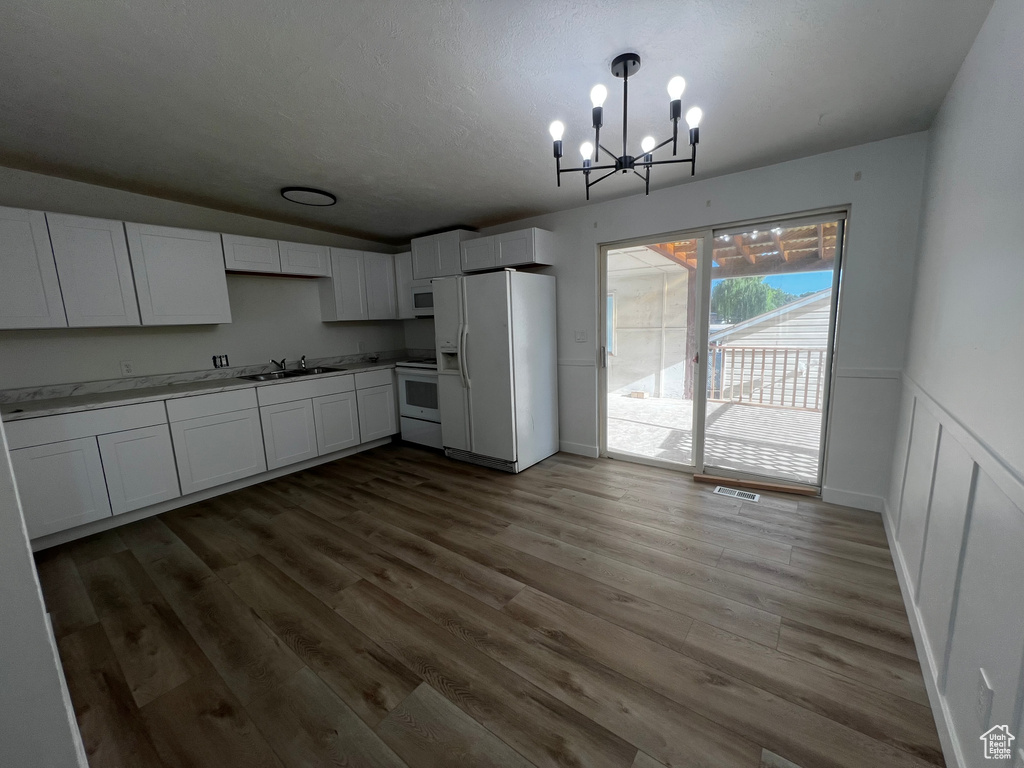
[711,277,795,323]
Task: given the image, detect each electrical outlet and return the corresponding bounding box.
[212,354,230,368]
[119,360,134,376]
[977,668,994,728]
[575,330,587,343]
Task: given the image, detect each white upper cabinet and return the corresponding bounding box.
[222,233,281,273]
[125,223,232,325]
[279,241,331,277]
[320,248,368,321]
[0,205,67,329]
[460,228,554,273]
[411,229,475,279]
[394,252,415,319]
[364,252,397,320]
[46,214,140,327]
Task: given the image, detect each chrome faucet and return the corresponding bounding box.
[300,355,307,370]
[271,358,287,371]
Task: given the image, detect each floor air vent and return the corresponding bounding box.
[714,486,760,502]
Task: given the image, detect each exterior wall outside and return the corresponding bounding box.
[714,296,831,348]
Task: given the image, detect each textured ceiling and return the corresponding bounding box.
[0,0,992,244]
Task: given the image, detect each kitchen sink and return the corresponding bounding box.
[240,366,347,382]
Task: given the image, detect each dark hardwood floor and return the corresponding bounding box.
[35,443,944,768]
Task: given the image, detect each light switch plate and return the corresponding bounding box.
[575,330,587,343]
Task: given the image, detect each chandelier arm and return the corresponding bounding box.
[560,163,617,173]
[587,168,620,188]
[644,157,696,167]
[598,143,618,161]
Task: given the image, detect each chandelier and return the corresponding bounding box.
[548,53,703,199]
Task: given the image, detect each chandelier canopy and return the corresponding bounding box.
[548,53,703,199]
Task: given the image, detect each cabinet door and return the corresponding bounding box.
[411,237,439,280]
[125,223,232,325]
[356,384,397,442]
[312,391,360,454]
[461,237,496,272]
[319,248,368,321]
[260,400,318,470]
[170,408,266,494]
[222,233,281,273]
[280,241,331,277]
[436,231,464,276]
[46,213,140,327]
[0,206,67,329]
[496,229,534,266]
[394,252,415,319]
[364,252,397,319]
[98,424,180,514]
[10,437,111,538]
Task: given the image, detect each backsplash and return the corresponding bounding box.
[0,348,434,404]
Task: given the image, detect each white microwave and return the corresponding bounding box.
[410,281,434,317]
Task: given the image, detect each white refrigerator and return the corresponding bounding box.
[433,270,558,473]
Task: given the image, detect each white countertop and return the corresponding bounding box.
[0,363,396,422]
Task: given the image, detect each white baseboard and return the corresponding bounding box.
[559,441,599,458]
[821,486,884,513]
[881,501,965,768]
[31,437,392,551]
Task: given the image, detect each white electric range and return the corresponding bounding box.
[395,358,441,448]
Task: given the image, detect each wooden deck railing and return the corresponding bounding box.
[707,345,828,411]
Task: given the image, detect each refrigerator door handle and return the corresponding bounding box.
[460,324,471,388]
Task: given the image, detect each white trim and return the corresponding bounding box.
[606,449,695,473]
[821,486,884,513]
[882,501,966,768]
[30,437,392,551]
[559,441,599,458]
[902,373,1024,511]
[558,359,597,368]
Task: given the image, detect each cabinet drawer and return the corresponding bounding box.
[10,437,112,538]
[5,401,168,449]
[354,368,393,390]
[166,388,257,422]
[256,374,355,407]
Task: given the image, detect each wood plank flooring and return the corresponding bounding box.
[35,443,944,768]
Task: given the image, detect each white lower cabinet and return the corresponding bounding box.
[312,391,360,453]
[356,384,397,442]
[10,437,112,538]
[97,425,180,515]
[261,399,318,470]
[170,408,266,494]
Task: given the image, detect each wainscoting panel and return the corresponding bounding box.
[886,375,1024,768]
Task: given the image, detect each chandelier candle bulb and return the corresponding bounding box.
[580,141,594,161]
[548,120,564,141]
[686,107,703,129]
[667,76,686,100]
[590,84,608,107]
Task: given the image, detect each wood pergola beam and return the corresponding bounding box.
[710,253,834,279]
[647,244,696,272]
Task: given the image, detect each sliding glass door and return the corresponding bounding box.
[601,212,845,488]
[702,214,844,486]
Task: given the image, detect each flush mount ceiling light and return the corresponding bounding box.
[281,187,337,206]
[548,52,704,200]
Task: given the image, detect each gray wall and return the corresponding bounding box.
[0,166,406,390]
[0,419,85,767]
[478,132,929,511]
[886,1,1024,765]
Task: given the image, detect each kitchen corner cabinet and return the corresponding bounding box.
[460,228,554,273]
[125,223,232,325]
[279,241,331,277]
[46,213,141,327]
[410,229,476,280]
[0,205,67,329]
[320,248,368,321]
[222,233,282,274]
[9,438,112,538]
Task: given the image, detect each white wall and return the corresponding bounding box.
[480,133,929,508]
[886,2,1024,766]
[0,167,406,390]
[0,419,85,767]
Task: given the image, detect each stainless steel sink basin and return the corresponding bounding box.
[240,366,346,381]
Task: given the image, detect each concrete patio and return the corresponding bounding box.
[606,393,823,485]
